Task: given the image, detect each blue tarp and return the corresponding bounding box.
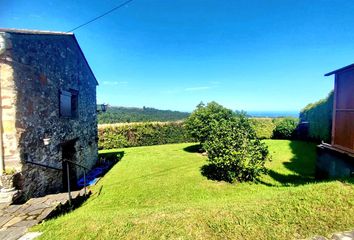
[77,161,114,188]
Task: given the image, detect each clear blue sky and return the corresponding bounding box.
[1,0,354,112]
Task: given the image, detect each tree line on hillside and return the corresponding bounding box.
[98,106,190,124]
[98,105,296,124]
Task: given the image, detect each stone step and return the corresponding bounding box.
[0,189,90,240]
[0,194,11,204]
[331,230,354,240]
[0,190,19,204]
[311,230,354,240]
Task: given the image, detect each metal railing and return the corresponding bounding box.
[63,159,89,204]
[25,160,62,171]
[26,160,89,205]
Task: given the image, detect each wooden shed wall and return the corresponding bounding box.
[332,69,354,152]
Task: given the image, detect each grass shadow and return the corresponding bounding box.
[286,140,317,178]
[266,169,315,186]
[98,151,125,163]
[200,140,320,185]
[183,144,203,153]
[265,140,354,186]
[200,164,226,182]
[265,140,318,186]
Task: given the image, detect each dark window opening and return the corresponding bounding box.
[71,90,78,118]
[60,89,78,118]
[62,139,78,191]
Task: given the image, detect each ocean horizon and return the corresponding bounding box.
[247,111,299,118]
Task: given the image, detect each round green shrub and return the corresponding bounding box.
[203,114,270,183]
[185,101,234,146]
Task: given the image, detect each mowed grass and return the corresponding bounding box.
[33,140,354,240]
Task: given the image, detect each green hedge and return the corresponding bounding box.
[98,122,194,150]
[98,117,299,150]
[250,118,300,140]
[249,118,276,139]
[300,91,333,142]
[272,117,298,139]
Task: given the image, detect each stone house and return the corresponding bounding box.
[0,29,98,198]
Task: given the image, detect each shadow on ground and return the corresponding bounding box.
[200,164,227,182]
[187,141,332,186]
[183,144,202,153]
[183,144,228,181]
[99,151,125,162]
[267,140,318,186]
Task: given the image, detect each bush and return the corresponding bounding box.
[203,114,270,183]
[300,91,333,142]
[272,117,298,139]
[249,118,276,139]
[185,102,234,146]
[98,121,194,150]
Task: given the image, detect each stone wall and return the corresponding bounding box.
[0,33,21,175]
[0,31,98,197]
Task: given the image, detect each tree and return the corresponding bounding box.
[185,101,234,146]
[202,113,270,183]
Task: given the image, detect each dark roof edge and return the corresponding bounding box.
[0,28,73,35]
[324,63,354,76]
[71,35,99,86]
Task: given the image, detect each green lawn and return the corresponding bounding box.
[34,140,354,239]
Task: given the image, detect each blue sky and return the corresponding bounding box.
[1,0,354,112]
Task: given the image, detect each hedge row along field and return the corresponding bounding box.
[300,91,333,143]
[98,121,194,150]
[249,118,276,139]
[98,118,299,150]
[250,117,299,139]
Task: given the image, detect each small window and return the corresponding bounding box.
[60,90,78,118]
[70,90,78,118]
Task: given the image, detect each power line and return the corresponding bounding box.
[67,0,134,32]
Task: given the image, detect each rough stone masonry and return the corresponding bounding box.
[0,29,98,199]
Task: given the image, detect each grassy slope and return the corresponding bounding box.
[34,140,354,240]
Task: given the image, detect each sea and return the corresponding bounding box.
[246,111,299,118]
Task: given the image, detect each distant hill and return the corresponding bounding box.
[98,106,190,124]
